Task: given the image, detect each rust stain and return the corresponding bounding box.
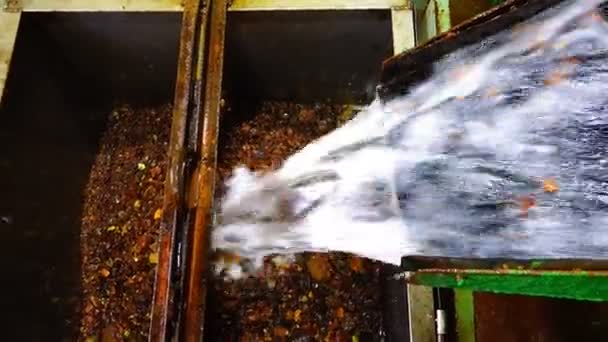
[186,165,201,209]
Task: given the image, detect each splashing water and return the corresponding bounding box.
[213,0,608,277]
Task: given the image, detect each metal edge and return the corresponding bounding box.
[14,0,410,11]
[0,11,20,105]
[407,271,608,301]
[182,0,227,340]
[149,1,202,341]
[410,269,608,277]
[229,0,409,11]
[401,256,608,272]
[18,0,183,12]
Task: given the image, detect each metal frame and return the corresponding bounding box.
[0,0,414,103]
[5,0,408,11]
[401,257,608,302]
[230,0,409,10]
[230,0,415,56]
[2,0,184,11]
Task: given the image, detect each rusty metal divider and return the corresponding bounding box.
[149,0,212,341]
[181,0,227,341]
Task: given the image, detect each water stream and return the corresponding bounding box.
[213,0,608,277]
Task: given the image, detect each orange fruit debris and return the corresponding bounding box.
[306,254,331,282]
[543,178,559,193]
[518,195,536,218]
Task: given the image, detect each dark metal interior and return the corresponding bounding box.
[204,9,409,341]
[223,10,393,105]
[0,12,181,341]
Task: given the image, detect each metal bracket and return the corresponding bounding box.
[2,0,22,12]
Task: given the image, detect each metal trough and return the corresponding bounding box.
[0,10,183,342]
[175,1,417,341]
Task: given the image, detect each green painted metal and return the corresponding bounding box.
[413,0,430,10]
[401,257,608,301]
[435,0,452,33]
[412,272,608,302]
[419,0,437,43]
[454,290,476,342]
